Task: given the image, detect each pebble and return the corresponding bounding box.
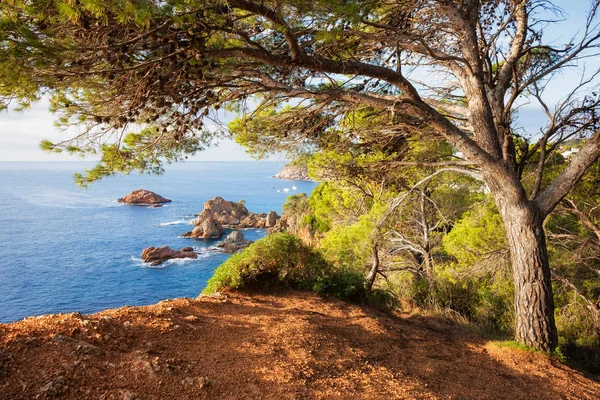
[123,390,137,400]
[182,376,210,389]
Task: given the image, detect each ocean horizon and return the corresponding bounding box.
[0,161,316,323]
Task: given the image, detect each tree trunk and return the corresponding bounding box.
[593,300,600,364]
[499,200,558,352]
[419,189,437,302]
[365,245,380,291]
[423,252,436,302]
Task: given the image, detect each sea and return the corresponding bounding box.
[0,161,316,323]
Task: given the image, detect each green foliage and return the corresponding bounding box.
[289,154,312,167]
[492,340,567,363]
[443,199,508,268]
[68,127,203,187]
[320,206,382,270]
[311,265,367,301]
[305,182,363,233]
[433,198,515,336]
[203,233,366,301]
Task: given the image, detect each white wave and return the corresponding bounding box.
[163,257,200,266]
[131,246,218,268]
[131,256,153,268]
[157,219,194,226]
[196,247,218,258]
[292,186,297,190]
[283,188,290,192]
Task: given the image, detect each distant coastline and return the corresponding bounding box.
[273,163,312,181]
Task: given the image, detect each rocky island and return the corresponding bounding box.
[141,246,197,266]
[118,189,171,207]
[181,197,280,239]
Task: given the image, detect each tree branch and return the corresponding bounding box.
[536,128,600,216]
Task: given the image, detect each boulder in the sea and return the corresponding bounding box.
[183,197,280,236]
[239,213,266,228]
[266,211,279,228]
[118,189,171,206]
[217,231,253,253]
[183,215,224,239]
[141,246,197,266]
[195,197,250,226]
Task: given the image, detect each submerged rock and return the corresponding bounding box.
[217,231,253,253]
[118,189,171,206]
[182,197,280,238]
[141,246,197,266]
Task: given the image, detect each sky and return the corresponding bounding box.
[0,0,597,162]
[0,98,259,162]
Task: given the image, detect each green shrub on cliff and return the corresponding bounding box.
[203,233,365,300]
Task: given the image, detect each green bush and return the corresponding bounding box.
[555,298,600,374]
[433,266,514,337]
[311,265,365,300]
[203,233,366,301]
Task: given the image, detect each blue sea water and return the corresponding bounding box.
[0,161,316,323]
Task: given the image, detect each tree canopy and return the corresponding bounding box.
[3,0,600,352]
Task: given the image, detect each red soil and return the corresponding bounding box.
[0,290,598,399]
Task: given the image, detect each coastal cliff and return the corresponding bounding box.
[1,291,598,399]
[273,164,311,181]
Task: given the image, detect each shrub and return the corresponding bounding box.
[433,266,514,337]
[203,233,324,294]
[311,265,366,300]
[203,233,366,300]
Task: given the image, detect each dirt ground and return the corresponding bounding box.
[0,290,598,399]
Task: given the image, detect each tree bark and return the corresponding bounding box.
[497,199,558,352]
[365,245,380,291]
[593,299,600,364]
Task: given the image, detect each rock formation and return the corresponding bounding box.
[181,216,225,239]
[274,164,311,181]
[216,231,253,253]
[266,210,279,228]
[118,189,171,206]
[182,197,280,239]
[141,246,197,266]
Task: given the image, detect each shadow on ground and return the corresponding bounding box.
[0,290,598,399]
